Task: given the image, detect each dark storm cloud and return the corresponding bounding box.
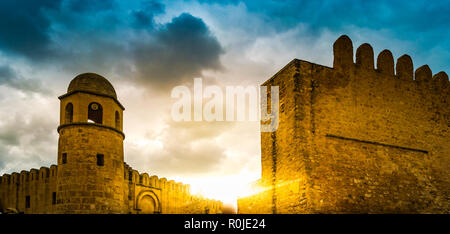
[132,0,165,28]
[199,0,450,32]
[0,0,223,88]
[132,13,223,88]
[0,0,112,61]
[66,0,116,13]
[0,0,119,62]
[0,0,63,60]
[47,11,223,89]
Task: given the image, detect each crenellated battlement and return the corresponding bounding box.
[123,164,193,195]
[39,167,49,180]
[332,35,448,91]
[1,165,58,186]
[0,165,59,213]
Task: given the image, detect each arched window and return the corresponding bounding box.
[88,102,103,124]
[65,103,73,124]
[115,111,120,129]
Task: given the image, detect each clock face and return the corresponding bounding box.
[91,103,99,110]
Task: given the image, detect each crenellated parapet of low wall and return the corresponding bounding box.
[0,165,58,213]
[332,35,448,95]
[1,162,222,214]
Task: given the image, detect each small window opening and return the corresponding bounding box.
[26,196,30,208]
[52,192,56,205]
[62,153,67,164]
[97,154,104,166]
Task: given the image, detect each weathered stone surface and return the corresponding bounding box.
[356,43,374,70]
[396,54,414,80]
[415,65,432,81]
[377,50,394,75]
[433,71,449,88]
[333,35,353,70]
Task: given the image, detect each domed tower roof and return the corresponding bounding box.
[67,73,117,98]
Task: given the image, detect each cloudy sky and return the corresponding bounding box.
[0,0,449,206]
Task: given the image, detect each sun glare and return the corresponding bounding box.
[173,170,260,212]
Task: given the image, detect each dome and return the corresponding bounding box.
[67,73,117,98]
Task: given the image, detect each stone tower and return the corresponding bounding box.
[238,35,449,214]
[56,73,125,213]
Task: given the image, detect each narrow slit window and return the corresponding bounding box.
[97,154,104,166]
[62,153,67,164]
[52,192,56,205]
[65,103,73,124]
[26,196,30,208]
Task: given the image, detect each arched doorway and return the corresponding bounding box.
[139,195,156,214]
[136,190,161,214]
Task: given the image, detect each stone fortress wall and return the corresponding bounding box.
[0,164,222,214]
[238,35,449,214]
[0,166,58,214]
